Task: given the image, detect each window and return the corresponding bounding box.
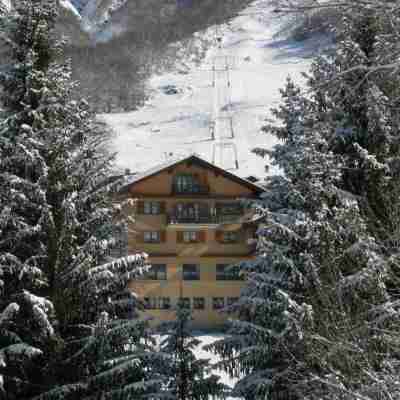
[173,203,210,224]
[144,297,171,310]
[146,264,167,280]
[159,297,171,310]
[179,297,191,309]
[177,203,199,218]
[217,202,242,215]
[182,264,200,280]
[222,231,238,243]
[144,201,161,215]
[183,231,198,243]
[216,264,243,281]
[174,174,208,194]
[107,225,128,258]
[212,297,225,310]
[143,231,161,243]
[144,297,157,310]
[227,297,239,307]
[193,297,205,310]
[175,174,195,192]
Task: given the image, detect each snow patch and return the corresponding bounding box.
[3,343,43,359]
[60,0,81,19]
[104,0,313,178]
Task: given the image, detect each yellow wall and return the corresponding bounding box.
[123,159,259,329]
[128,256,249,329]
[128,223,254,257]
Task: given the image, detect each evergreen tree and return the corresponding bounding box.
[155,300,227,400]
[207,2,400,398]
[208,76,400,399]
[0,1,162,399]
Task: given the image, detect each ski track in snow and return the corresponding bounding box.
[101,1,318,178]
[102,0,318,179]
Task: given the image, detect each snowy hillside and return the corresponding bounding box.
[103,0,324,179]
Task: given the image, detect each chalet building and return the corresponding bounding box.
[118,154,264,329]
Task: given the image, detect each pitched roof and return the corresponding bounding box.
[119,153,265,195]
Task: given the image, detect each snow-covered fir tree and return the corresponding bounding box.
[0,1,163,399]
[207,4,400,399]
[208,45,400,400]
[154,300,227,400]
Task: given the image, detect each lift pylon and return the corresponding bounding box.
[209,24,239,170]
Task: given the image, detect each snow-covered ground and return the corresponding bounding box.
[102,0,323,179]
[156,333,238,397]
[194,333,236,391]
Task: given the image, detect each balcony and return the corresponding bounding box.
[167,212,244,225]
[172,183,210,195]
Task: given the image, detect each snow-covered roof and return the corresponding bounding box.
[119,153,265,195]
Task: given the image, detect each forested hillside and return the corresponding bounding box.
[64,0,254,112]
[1,0,254,112]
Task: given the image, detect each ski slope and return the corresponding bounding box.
[103,0,323,179]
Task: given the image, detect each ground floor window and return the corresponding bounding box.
[144,297,171,310]
[144,297,157,309]
[159,297,171,309]
[143,296,239,311]
[178,297,191,309]
[212,297,225,310]
[193,297,205,310]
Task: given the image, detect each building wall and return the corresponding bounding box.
[124,160,258,329]
[128,256,250,329]
[128,162,254,197]
[128,222,253,256]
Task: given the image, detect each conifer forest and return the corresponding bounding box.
[1,1,400,399]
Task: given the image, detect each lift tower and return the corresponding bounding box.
[210,26,239,170]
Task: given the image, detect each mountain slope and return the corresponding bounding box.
[63,0,255,112]
[103,0,324,178]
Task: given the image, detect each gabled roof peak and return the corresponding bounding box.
[120,153,265,194]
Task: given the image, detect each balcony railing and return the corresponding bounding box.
[172,183,210,195]
[167,212,244,225]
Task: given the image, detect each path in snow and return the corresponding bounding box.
[102,0,320,179]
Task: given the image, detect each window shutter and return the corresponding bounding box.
[159,201,166,214]
[135,231,144,244]
[199,231,206,243]
[160,231,167,243]
[136,200,144,214]
[177,231,183,243]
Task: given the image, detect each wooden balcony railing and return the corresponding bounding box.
[167,212,244,225]
[172,183,210,195]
